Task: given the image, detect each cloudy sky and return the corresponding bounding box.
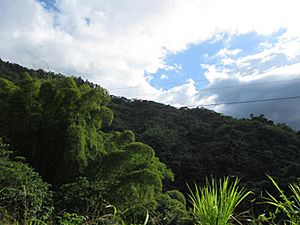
[1,0,300,129]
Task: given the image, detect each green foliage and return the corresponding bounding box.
[97,141,174,224]
[260,176,300,224]
[0,139,53,223]
[166,190,186,206]
[108,97,300,210]
[4,60,299,224]
[55,177,106,220]
[57,212,88,225]
[188,177,252,225]
[0,61,187,224]
[0,73,112,184]
[154,193,190,225]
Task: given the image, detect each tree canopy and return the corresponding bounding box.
[0,59,299,224]
[108,97,300,196]
[0,59,187,224]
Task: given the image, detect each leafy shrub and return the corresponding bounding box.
[154,193,190,225]
[57,212,87,225]
[55,177,108,220]
[166,190,187,206]
[188,177,252,225]
[260,176,300,224]
[0,139,53,223]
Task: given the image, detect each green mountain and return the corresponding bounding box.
[0,59,299,224]
[1,58,299,193]
[107,97,300,195]
[0,59,187,224]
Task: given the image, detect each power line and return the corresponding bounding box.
[125,78,300,98]
[109,78,300,92]
[201,78,300,91]
[185,95,300,108]
[109,78,208,90]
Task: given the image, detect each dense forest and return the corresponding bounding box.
[0,59,299,224]
[108,97,300,195]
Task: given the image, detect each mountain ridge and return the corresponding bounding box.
[1,58,299,196]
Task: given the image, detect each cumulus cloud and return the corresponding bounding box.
[156,79,198,107]
[215,48,241,58]
[195,36,300,129]
[1,0,300,128]
[160,74,169,80]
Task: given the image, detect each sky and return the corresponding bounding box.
[1,0,300,129]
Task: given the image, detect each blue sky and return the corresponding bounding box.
[38,0,58,11]
[1,0,300,128]
[149,30,285,91]
[38,0,274,93]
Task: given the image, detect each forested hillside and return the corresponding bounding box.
[108,97,300,194]
[0,59,188,224]
[0,59,299,224]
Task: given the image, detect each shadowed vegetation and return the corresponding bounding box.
[0,59,299,224]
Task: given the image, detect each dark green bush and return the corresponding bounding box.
[55,177,107,219]
[0,139,53,223]
[154,193,190,225]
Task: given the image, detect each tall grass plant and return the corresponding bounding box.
[188,177,252,225]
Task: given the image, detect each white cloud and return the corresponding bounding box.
[1,0,300,92]
[201,64,232,81]
[164,63,182,72]
[194,35,300,129]
[1,0,300,127]
[216,48,242,58]
[160,74,168,79]
[156,79,198,107]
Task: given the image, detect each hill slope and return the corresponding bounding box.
[108,97,300,194]
[0,59,188,224]
[1,58,300,195]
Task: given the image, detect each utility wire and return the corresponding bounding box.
[185,95,300,108]
[109,78,300,92]
[125,78,300,98]
[109,78,208,90]
[201,78,300,91]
